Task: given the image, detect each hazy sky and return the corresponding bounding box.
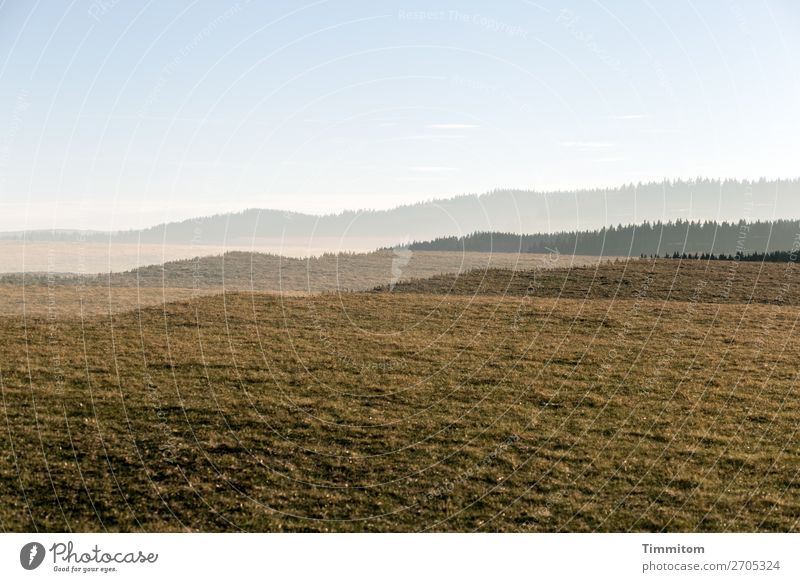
[1,0,798,231]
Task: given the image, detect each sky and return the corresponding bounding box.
[0,0,798,231]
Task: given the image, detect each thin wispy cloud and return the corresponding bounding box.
[428,123,480,130]
[648,128,686,134]
[408,166,459,173]
[609,113,650,120]
[394,176,452,182]
[559,141,615,149]
[390,134,468,141]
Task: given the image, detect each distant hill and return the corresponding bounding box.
[2,179,798,250]
[4,250,607,295]
[408,219,800,257]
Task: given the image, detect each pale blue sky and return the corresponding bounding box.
[1,0,798,230]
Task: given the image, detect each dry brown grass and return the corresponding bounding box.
[0,285,224,318]
[0,250,609,318]
[384,258,800,305]
[1,285,798,532]
[6,250,610,291]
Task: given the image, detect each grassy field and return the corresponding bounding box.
[3,250,608,291]
[383,257,800,305]
[1,259,799,532]
[0,284,216,318]
[0,250,608,318]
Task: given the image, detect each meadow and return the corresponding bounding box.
[0,258,798,532]
[0,250,605,318]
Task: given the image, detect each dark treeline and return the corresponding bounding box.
[655,250,800,262]
[407,219,800,257]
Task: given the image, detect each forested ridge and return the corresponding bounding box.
[407,219,800,257]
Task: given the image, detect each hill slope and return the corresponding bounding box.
[6,250,607,294]
[379,258,800,305]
